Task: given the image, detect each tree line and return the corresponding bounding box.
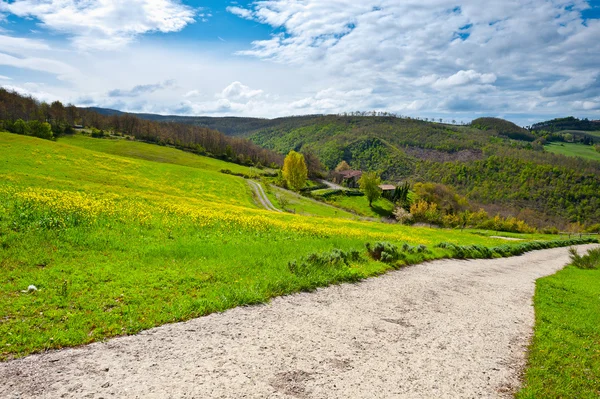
[0,88,283,167]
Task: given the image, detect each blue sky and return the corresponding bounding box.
[1,0,599,125]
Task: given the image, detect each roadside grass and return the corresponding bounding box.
[517,247,600,399]
[0,132,586,361]
[544,142,600,162]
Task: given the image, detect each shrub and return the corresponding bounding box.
[287,248,363,278]
[436,238,598,260]
[366,241,430,263]
[366,242,400,262]
[393,207,413,224]
[410,200,441,224]
[569,247,600,270]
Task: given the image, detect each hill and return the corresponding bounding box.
[82,107,320,136]
[470,117,535,141]
[2,131,576,360]
[531,116,600,132]
[232,115,600,228]
[3,89,600,228]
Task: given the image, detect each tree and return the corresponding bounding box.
[282,150,308,191]
[301,149,326,178]
[28,120,53,140]
[358,171,381,207]
[334,160,351,172]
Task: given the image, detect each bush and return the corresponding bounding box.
[585,223,600,234]
[569,247,600,270]
[287,248,363,278]
[366,241,430,263]
[344,189,365,197]
[393,207,413,224]
[28,121,53,140]
[436,237,598,260]
[220,169,252,179]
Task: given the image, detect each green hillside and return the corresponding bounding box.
[544,142,600,162]
[470,117,535,141]
[2,131,582,360]
[237,115,600,228]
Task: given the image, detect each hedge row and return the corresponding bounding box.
[436,237,598,259]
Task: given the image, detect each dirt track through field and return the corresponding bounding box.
[248,179,281,212]
[2,245,597,399]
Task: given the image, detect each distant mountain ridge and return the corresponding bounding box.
[81,107,322,136]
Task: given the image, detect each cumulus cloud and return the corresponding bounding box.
[218,81,264,101]
[0,0,197,49]
[227,0,600,118]
[226,6,253,19]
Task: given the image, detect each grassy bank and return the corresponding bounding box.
[0,132,589,361]
[517,247,600,398]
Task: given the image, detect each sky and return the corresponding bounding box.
[0,0,599,126]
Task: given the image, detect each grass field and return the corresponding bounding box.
[0,132,581,360]
[545,142,600,161]
[325,195,395,218]
[517,248,600,398]
[263,185,358,219]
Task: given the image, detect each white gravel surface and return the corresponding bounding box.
[1,244,597,399]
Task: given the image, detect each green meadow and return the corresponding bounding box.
[0,132,587,360]
[545,142,600,161]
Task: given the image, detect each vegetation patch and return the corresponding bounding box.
[517,247,600,399]
[436,238,598,259]
[366,241,430,266]
[287,249,364,283]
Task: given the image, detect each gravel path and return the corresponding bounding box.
[319,179,346,190]
[248,180,281,212]
[2,245,597,399]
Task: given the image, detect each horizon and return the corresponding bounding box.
[1,0,599,126]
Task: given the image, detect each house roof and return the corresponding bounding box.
[337,170,362,178]
[379,184,396,191]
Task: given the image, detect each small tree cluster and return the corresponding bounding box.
[358,171,381,207]
[282,150,308,191]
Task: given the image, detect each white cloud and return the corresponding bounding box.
[0,0,197,49]
[226,6,253,19]
[0,34,51,52]
[226,0,600,119]
[541,74,598,97]
[108,80,176,97]
[218,81,264,101]
[432,70,497,90]
[0,52,78,79]
[0,75,11,80]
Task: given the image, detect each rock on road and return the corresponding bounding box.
[2,245,597,399]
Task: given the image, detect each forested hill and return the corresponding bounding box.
[83,107,321,136]
[530,116,600,132]
[239,114,600,229]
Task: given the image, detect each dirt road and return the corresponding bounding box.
[2,245,597,399]
[248,180,281,212]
